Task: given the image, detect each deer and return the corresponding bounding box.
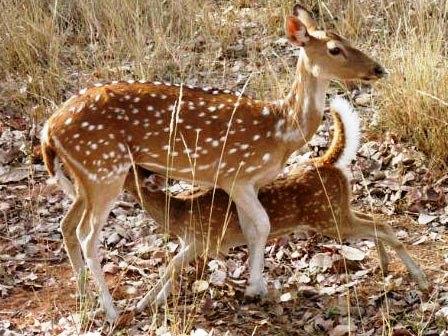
[41,4,387,321]
[124,97,428,309]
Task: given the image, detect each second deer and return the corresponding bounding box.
[41,4,386,320]
[125,97,427,309]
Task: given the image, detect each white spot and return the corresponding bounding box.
[75,145,80,151]
[88,125,95,131]
[160,94,167,99]
[153,81,162,85]
[79,88,87,95]
[198,101,206,106]
[94,83,103,87]
[97,124,104,130]
[212,90,219,94]
[73,133,80,138]
[207,106,217,112]
[95,94,101,102]
[218,103,225,109]
[227,167,235,173]
[253,134,261,141]
[261,106,270,116]
[211,140,219,147]
[124,95,131,100]
[128,79,135,84]
[118,143,126,152]
[133,97,141,103]
[262,153,271,162]
[245,166,257,173]
[146,105,154,111]
[240,144,249,150]
[228,148,237,154]
[81,122,89,128]
[64,118,72,125]
[91,143,98,150]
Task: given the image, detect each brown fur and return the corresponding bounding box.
[123,110,427,309]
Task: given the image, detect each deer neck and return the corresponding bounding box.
[277,53,329,151]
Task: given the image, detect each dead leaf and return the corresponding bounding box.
[417,213,438,225]
[309,253,333,272]
[192,280,209,293]
[340,246,365,261]
[0,167,29,183]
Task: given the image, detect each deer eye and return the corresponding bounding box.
[329,47,341,56]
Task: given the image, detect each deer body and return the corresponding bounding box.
[41,4,386,320]
[125,98,428,309]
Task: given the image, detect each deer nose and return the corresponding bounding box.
[373,65,388,78]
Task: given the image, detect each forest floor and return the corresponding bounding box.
[1,90,448,335]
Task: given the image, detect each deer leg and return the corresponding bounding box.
[352,216,428,291]
[60,196,86,293]
[230,185,270,297]
[376,241,389,271]
[136,243,195,311]
[76,176,126,322]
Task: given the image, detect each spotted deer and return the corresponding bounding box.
[125,98,428,309]
[41,4,386,320]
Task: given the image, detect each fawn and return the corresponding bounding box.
[41,4,386,320]
[125,98,428,309]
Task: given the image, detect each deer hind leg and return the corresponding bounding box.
[136,242,196,312]
[76,175,126,322]
[229,185,270,297]
[352,215,428,291]
[60,195,87,293]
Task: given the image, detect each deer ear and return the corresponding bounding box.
[293,4,318,32]
[285,16,309,47]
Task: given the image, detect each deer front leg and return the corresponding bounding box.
[136,243,195,311]
[231,185,270,297]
